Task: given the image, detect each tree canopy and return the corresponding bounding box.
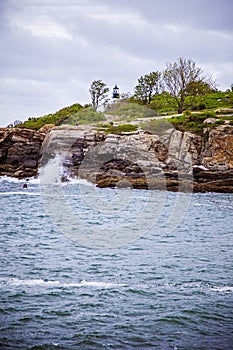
[162,57,215,113]
[134,71,161,104]
[89,80,109,111]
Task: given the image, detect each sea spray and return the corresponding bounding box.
[39,154,65,185]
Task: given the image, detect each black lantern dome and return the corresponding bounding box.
[112,84,120,99]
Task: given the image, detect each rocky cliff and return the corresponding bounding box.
[0,128,45,178]
[0,124,232,192]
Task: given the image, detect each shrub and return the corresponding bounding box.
[184,110,192,116]
[198,103,206,110]
[97,123,111,129]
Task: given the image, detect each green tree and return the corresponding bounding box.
[185,80,215,97]
[163,57,215,113]
[13,120,23,127]
[185,80,216,110]
[89,80,109,111]
[134,71,161,104]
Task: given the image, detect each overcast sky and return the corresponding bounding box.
[0,0,233,126]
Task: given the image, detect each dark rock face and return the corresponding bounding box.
[0,124,232,193]
[193,168,233,193]
[95,170,233,193]
[0,128,45,178]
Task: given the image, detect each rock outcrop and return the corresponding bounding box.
[201,125,233,170]
[39,124,233,192]
[0,124,232,192]
[0,128,45,178]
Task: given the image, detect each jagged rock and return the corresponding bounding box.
[0,128,45,178]
[201,125,233,170]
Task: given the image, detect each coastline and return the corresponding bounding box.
[0,124,232,193]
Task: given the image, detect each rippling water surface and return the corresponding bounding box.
[0,177,232,349]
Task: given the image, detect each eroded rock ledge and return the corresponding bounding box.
[0,124,232,192]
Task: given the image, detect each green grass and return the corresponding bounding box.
[133,91,233,114]
[167,111,232,135]
[141,110,233,135]
[106,102,158,119]
[63,107,106,125]
[199,91,233,110]
[17,103,83,130]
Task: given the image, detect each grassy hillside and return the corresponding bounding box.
[13,91,233,133]
[106,102,158,119]
[16,104,107,130]
[108,91,233,118]
[17,104,83,130]
[141,110,233,136]
[63,107,106,125]
[145,91,233,114]
[198,91,233,109]
[168,111,233,135]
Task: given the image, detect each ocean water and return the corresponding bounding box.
[0,176,232,349]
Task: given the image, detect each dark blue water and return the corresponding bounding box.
[0,177,232,349]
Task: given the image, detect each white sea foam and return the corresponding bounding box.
[66,177,95,187]
[28,177,40,184]
[1,278,60,286]
[0,176,25,183]
[1,278,233,296]
[77,280,122,288]
[0,175,40,185]
[211,286,233,293]
[0,278,123,289]
[39,154,64,184]
[0,191,40,196]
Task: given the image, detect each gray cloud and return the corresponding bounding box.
[0,0,233,126]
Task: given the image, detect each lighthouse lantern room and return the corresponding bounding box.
[112,84,120,99]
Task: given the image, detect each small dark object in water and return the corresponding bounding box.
[23,183,28,189]
[61,175,69,183]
